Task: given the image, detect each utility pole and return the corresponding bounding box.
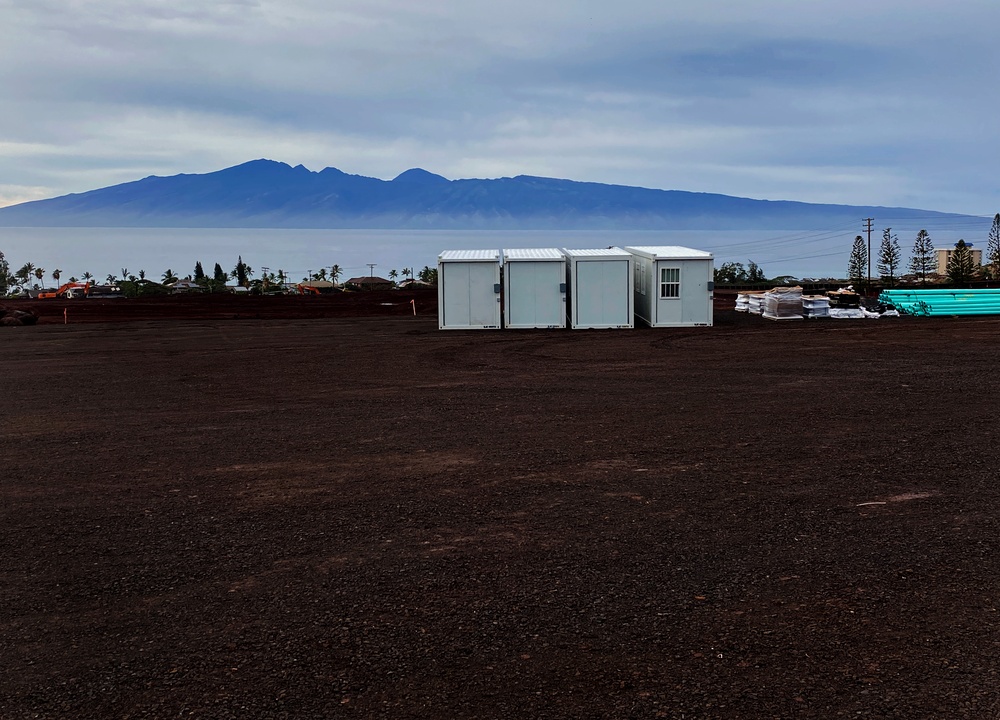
[367,263,377,277]
[864,217,874,294]
[261,266,269,292]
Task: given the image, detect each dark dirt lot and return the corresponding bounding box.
[2,293,1000,719]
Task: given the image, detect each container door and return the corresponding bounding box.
[507,261,564,328]
[680,260,711,324]
[574,260,630,327]
[654,261,682,325]
[442,261,499,328]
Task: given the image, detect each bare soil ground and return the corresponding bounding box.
[2,292,999,718]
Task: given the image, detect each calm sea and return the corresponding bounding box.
[0,226,868,283]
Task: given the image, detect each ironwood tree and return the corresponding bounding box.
[194,261,205,281]
[847,235,867,285]
[987,213,1000,277]
[877,228,902,287]
[946,239,977,286]
[213,262,227,283]
[231,256,249,286]
[909,229,935,285]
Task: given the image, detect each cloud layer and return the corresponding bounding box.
[2,0,999,214]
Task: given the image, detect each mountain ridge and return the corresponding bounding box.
[0,159,975,230]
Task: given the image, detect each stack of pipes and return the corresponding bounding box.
[879,289,1000,317]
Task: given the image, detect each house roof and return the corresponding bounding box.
[347,276,392,284]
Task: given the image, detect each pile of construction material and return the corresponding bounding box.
[0,306,39,327]
[826,289,865,319]
[802,295,830,318]
[762,286,803,320]
[879,289,1000,317]
[733,287,902,320]
[735,292,765,313]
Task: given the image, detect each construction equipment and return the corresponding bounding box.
[37,281,91,299]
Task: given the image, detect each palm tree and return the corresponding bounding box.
[316,268,328,281]
[52,268,62,287]
[121,268,129,281]
[138,269,146,281]
[34,266,45,289]
[330,264,342,286]
[402,267,412,281]
[106,274,117,284]
[82,271,93,284]
[162,268,177,284]
[16,262,34,289]
[389,269,398,281]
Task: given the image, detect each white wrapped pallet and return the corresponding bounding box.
[802,295,830,318]
[762,286,803,320]
[747,295,764,315]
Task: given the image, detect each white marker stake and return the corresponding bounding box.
[411,299,416,315]
[63,308,67,325]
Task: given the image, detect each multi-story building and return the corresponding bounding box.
[936,243,982,275]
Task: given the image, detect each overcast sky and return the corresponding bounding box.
[2,0,998,216]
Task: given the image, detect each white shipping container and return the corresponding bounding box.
[502,248,567,329]
[624,246,714,327]
[438,249,502,330]
[562,248,634,329]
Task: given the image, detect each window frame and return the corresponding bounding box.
[659,266,681,299]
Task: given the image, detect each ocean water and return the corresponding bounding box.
[0,226,879,283]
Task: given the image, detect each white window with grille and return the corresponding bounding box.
[659,267,680,298]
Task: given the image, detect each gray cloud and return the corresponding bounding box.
[1,0,999,213]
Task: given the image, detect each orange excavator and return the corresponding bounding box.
[37,281,91,299]
[296,283,321,295]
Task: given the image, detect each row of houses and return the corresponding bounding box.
[437,246,714,330]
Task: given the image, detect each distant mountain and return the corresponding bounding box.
[0,159,973,230]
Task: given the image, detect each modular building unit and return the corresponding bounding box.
[562,248,634,329]
[502,248,567,329]
[625,246,714,327]
[438,249,502,330]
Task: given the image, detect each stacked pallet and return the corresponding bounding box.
[735,292,766,313]
[762,287,803,321]
[802,295,830,318]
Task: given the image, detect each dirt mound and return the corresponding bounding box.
[0,306,39,326]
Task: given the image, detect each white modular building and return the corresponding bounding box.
[562,248,635,329]
[624,246,714,327]
[437,249,502,330]
[502,248,567,329]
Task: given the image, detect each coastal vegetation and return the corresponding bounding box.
[0,251,440,297]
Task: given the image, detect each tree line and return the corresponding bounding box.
[0,255,440,297]
[848,213,1000,288]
